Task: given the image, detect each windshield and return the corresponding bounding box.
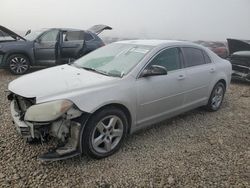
[74,43,154,77]
[0,30,16,41]
[24,30,44,41]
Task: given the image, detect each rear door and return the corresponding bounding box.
[59,30,85,64]
[181,47,215,107]
[34,29,59,65]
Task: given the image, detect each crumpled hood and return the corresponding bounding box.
[8,65,118,102]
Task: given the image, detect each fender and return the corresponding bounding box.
[208,60,231,95]
[3,49,35,66]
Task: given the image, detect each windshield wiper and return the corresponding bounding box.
[80,67,122,78]
[81,67,111,76]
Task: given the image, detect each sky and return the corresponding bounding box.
[1,0,250,41]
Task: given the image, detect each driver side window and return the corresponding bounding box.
[149,47,182,71]
[40,30,59,42]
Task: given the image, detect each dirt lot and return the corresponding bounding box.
[0,69,249,187]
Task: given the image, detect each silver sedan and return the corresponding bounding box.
[8,40,232,161]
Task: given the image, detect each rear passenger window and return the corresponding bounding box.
[203,51,212,64]
[149,48,182,71]
[182,48,206,67]
[64,31,84,41]
[85,33,94,41]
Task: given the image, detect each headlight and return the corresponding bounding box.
[24,100,73,122]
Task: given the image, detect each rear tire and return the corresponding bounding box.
[7,54,30,75]
[206,82,225,111]
[81,107,128,159]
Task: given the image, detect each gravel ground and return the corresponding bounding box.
[0,69,249,187]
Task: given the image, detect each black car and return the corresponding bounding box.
[0,25,112,74]
[227,38,250,82]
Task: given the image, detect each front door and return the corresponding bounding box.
[34,29,59,65]
[136,47,186,127]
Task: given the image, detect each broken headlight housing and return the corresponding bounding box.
[24,100,73,122]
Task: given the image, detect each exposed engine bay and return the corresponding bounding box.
[7,92,88,161]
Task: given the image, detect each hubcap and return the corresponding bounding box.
[10,57,29,74]
[91,115,124,153]
[211,85,224,109]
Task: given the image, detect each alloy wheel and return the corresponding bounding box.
[211,85,224,109]
[9,56,29,74]
[91,115,124,154]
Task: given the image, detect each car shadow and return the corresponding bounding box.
[41,106,215,166]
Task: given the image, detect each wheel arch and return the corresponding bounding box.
[5,52,33,65]
[209,78,227,96]
[90,103,132,134]
[206,79,227,111]
[217,79,227,89]
[78,103,132,154]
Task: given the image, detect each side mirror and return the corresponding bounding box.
[25,29,31,36]
[141,65,167,77]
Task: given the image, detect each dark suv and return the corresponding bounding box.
[0,25,111,74]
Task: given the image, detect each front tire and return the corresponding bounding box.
[206,82,225,111]
[7,54,30,75]
[82,107,128,159]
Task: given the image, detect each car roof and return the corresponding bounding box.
[43,28,84,32]
[116,39,197,47]
[43,28,95,35]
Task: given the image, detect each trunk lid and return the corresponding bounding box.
[87,24,112,35]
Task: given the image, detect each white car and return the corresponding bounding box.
[8,40,232,161]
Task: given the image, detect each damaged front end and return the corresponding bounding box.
[227,38,250,82]
[8,93,89,161]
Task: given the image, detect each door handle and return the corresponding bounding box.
[209,68,215,73]
[177,74,185,80]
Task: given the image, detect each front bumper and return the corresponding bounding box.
[10,100,83,161]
